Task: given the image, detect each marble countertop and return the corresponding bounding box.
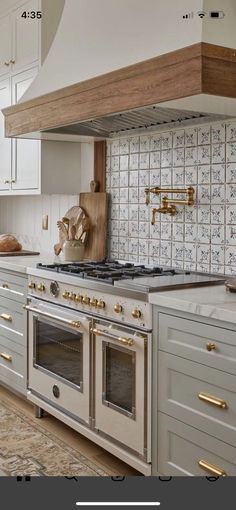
[149,283,236,325]
[0,253,58,274]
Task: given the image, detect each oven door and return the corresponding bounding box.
[92,321,147,458]
[27,300,90,425]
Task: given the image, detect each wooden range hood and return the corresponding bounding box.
[3,42,236,141]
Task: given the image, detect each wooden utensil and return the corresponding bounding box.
[79,180,109,261]
[54,206,88,256]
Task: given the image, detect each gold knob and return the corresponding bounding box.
[114,304,123,313]
[97,300,105,309]
[75,294,83,303]
[11,179,16,184]
[90,298,98,307]
[2,283,9,289]
[10,59,15,64]
[132,309,141,319]
[63,291,70,299]
[4,61,10,66]
[82,296,90,305]
[37,284,45,292]
[28,282,36,289]
[68,293,76,300]
[206,342,216,352]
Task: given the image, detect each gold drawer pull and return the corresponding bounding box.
[91,327,134,346]
[0,352,12,362]
[206,342,216,352]
[198,392,227,409]
[1,313,12,322]
[198,459,227,477]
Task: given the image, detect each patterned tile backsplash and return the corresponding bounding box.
[106,120,236,275]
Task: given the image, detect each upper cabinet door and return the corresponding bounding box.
[0,78,11,190]
[0,15,11,78]
[11,0,40,73]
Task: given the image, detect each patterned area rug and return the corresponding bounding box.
[0,398,107,476]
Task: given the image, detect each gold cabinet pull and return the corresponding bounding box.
[206,342,216,352]
[1,313,12,322]
[91,327,134,346]
[0,352,12,362]
[198,392,227,409]
[198,459,227,477]
[4,180,10,184]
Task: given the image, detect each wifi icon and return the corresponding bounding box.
[197,11,206,18]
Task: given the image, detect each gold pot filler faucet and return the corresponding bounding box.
[144,187,195,225]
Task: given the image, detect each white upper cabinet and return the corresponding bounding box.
[0,77,12,190]
[0,15,11,78]
[11,0,40,73]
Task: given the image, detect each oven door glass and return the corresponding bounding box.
[34,318,83,390]
[103,343,135,418]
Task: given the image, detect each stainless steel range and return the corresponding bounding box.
[25,261,225,475]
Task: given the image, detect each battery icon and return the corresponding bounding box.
[210,11,225,18]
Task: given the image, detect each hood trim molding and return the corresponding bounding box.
[3,42,236,138]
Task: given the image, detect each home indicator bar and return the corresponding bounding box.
[76,504,161,507]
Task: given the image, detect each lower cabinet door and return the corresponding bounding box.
[158,413,236,476]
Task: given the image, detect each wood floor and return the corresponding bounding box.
[0,385,140,476]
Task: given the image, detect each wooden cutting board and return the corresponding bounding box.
[0,250,40,256]
[79,181,109,261]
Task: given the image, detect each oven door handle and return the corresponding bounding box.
[90,327,134,347]
[23,305,81,329]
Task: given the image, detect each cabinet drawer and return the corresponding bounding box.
[0,296,25,336]
[0,340,26,393]
[159,352,236,446]
[0,270,26,302]
[159,313,236,376]
[158,413,236,476]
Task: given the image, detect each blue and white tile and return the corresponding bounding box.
[184,243,197,262]
[111,173,120,188]
[120,205,129,220]
[226,163,236,183]
[139,187,148,204]
[185,166,197,185]
[150,151,161,168]
[128,238,139,256]
[120,155,129,171]
[211,264,225,275]
[129,171,139,187]
[173,167,184,185]
[185,147,198,166]
[226,205,236,224]
[161,221,172,240]
[139,204,150,221]
[197,205,211,224]
[160,258,172,267]
[173,208,185,223]
[111,140,120,155]
[173,260,184,269]
[211,246,225,265]
[119,138,130,154]
[110,237,119,252]
[139,170,150,187]
[160,168,172,186]
[198,126,211,145]
[129,153,140,170]
[129,187,139,203]
[185,207,197,223]
[109,220,119,237]
[211,225,224,245]
[211,206,225,224]
[172,242,184,261]
[225,225,236,245]
[106,142,111,157]
[111,156,119,172]
[184,261,197,271]
[119,221,129,237]
[106,156,111,172]
[226,184,236,203]
[161,133,173,150]
[173,148,185,167]
[150,221,161,240]
[225,246,236,266]
[139,222,150,239]
[226,121,236,142]
[119,239,128,257]
[140,152,150,169]
[185,128,197,147]
[140,135,150,152]
[129,136,140,153]
[119,188,129,203]
[198,145,211,165]
[197,245,210,265]
[110,189,120,203]
[110,251,118,260]
[198,165,210,184]
[172,223,184,241]
[185,223,197,242]
[198,224,211,243]
[138,255,149,265]
[150,134,161,151]
[160,241,172,259]
[198,185,211,204]
[211,164,225,184]
[225,265,236,275]
[211,143,225,164]
[150,169,161,186]
[211,124,225,144]
[106,171,111,190]
[173,130,185,148]
[161,149,172,168]
[110,204,119,219]
[211,185,225,204]
[119,171,129,187]
[196,263,210,273]
[226,142,236,163]
[129,205,139,221]
[139,239,149,257]
[129,221,139,237]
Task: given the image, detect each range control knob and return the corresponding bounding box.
[75,294,83,303]
[37,283,45,292]
[28,281,36,289]
[114,304,123,313]
[90,298,98,307]
[97,300,106,309]
[82,296,90,305]
[68,293,76,301]
[132,308,141,319]
[62,291,70,299]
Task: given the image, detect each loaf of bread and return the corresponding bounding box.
[0,234,22,252]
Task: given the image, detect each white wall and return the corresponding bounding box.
[203,0,236,47]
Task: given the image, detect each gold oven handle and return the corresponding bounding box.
[23,305,81,329]
[0,352,12,362]
[1,313,12,322]
[198,459,227,477]
[198,392,227,409]
[90,327,134,347]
